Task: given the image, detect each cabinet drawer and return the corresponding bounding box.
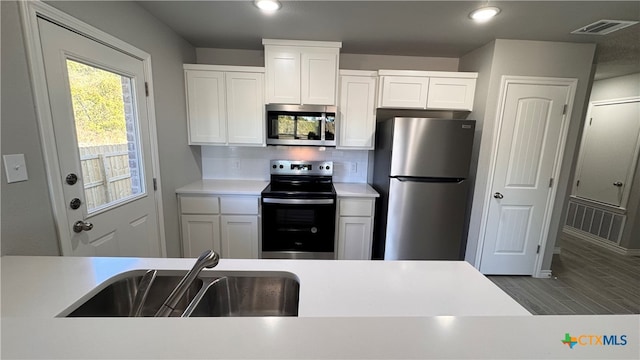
[220,197,259,214]
[180,196,220,214]
[339,198,374,217]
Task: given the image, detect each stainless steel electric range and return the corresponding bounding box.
[261,160,336,260]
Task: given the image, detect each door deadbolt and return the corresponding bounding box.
[493,192,504,199]
[73,220,93,233]
[69,198,82,210]
[66,173,78,185]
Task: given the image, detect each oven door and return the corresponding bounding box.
[261,198,336,259]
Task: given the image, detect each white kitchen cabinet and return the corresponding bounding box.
[336,197,375,260]
[377,70,477,111]
[337,70,378,150]
[184,64,265,146]
[427,77,476,111]
[179,194,260,259]
[263,39,341,105]
[179,196,221,257]
[378,74,429,109]
[221,215,259,259]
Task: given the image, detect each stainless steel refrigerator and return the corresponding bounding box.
[372,117,475,260]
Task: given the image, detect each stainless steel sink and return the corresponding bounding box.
[185,275,300,317]
[62,270,300,317]
[66,272,202,317]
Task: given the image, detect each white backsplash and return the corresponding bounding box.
[201,146,370,183]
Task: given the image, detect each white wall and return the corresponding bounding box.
[575,73,640,249]
[460,39,596,272]
[1,1,198,257]
[202,147,369,183]
[1,0,60,255]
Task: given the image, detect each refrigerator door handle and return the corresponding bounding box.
[393,176,465,184]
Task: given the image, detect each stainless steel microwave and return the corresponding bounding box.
[266,104,336,146]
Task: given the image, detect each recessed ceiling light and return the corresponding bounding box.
[469,6,501,23]
[255,0,281,13]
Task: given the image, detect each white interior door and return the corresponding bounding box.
[574,99,640,207]
[38,18,161,257]
[480,81,573,275]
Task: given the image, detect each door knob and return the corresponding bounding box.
[66,173,78,185]
[493,192,504,199]
[73,220,93,233]
[613,181,623,187]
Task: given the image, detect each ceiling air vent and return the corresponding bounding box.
[571,19,638,35]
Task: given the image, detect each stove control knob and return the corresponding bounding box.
[325,166,330,170]
[320,166,324,170]
[272,165,276,169]
[279,165,284,169]
[311,227,318,234]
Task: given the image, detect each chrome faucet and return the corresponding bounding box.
[154,250,220,317]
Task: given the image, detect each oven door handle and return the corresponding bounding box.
[263,198,335,205]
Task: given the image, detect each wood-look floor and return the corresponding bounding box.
[487,234,640,315]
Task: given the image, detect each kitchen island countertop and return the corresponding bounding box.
[3,256,639,360]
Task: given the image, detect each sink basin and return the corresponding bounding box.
[66,272,202,317]
[62,270,299,317]
[185,275,300,317]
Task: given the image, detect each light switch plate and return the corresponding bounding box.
[3,154,29,183]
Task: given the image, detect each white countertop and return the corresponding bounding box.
[176,179,379,197]
[1,256,528,318]
[2,256,639,360]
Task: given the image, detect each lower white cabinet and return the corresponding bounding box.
[336,197,375,260]
[181,214,221,257]
[179,195,259,259]
[221,215,259,259]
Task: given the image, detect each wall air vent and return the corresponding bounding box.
[571,19,638,35]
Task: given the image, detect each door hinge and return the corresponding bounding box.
[145,82,149,97]
[562,104,568,115]
[153,178,157,191]
[536,245,541,254]
[576,180,580,187]
[549,178,554,188]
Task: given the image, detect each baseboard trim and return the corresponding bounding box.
[553,247,562,255]
[535,270,552,279]
[563,227,639,256]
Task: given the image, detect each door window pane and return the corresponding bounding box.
[66,60,144,213]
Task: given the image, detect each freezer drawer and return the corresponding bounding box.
[384,178,469,260]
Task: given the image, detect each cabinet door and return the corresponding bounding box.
[226,72,265,145]
[427,77,476,110]
[337,216,373,260]
[265,47,300,104]
[185,70,227,144]
[181,214,221,257]
[301,51,338,105]
[220,215,259,259]
[379,76,429,109]
[338,75,377,149]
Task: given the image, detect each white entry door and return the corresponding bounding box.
[38,18,162,257]
[480,79,575,275]
[574,99,640,207]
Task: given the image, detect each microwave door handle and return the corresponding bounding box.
[321,112,326,141]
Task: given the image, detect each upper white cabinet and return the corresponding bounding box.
[337,70,378,150]
[263,39,342,105]
[378,70,477,111]
[184,64,265,146]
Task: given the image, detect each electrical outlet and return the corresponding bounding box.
[233,160,240,169]
[350,162,358,173]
